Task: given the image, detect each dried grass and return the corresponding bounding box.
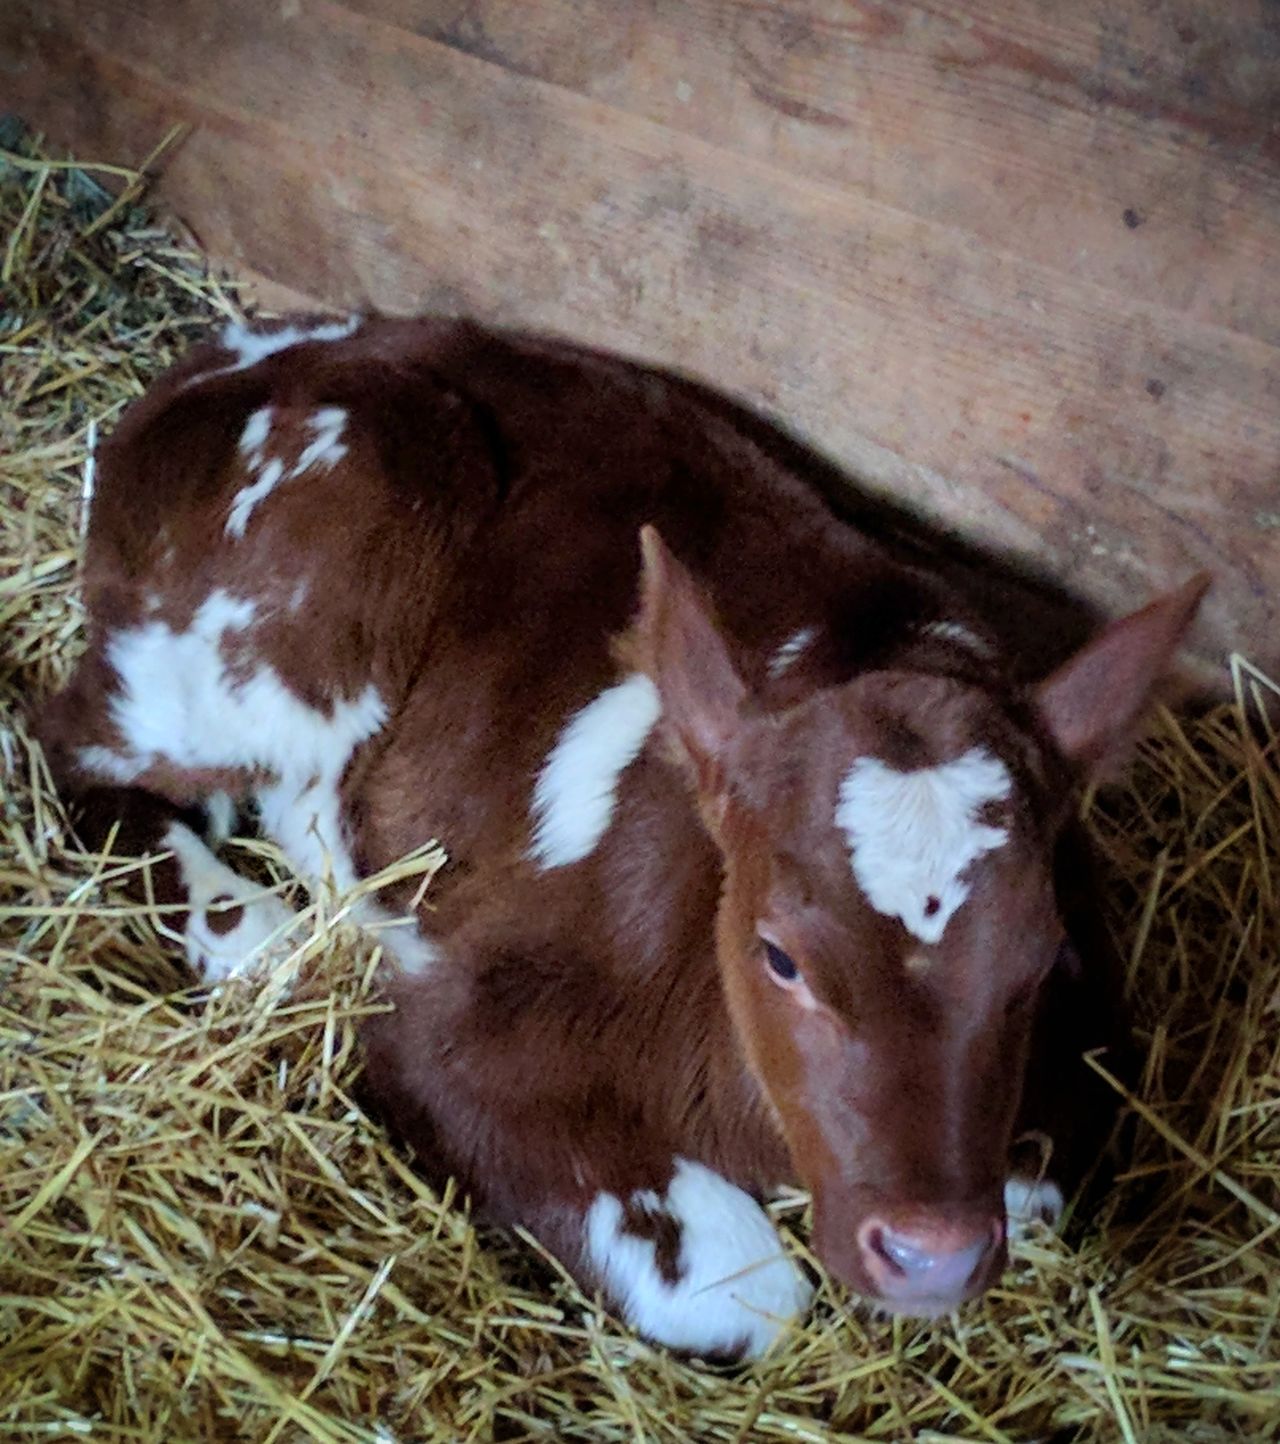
[2,127,1277,1442]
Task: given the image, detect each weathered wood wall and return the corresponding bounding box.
[3,0,1277,679]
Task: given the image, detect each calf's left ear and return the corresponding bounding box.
[1034,573,1210,772]
[630,526,748,793]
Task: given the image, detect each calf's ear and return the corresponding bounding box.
[630,526,748,794]
[1034,573,1210,772]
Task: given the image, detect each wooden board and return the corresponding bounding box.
[3,0,1277,683]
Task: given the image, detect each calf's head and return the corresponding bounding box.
[632,528,1206,1316]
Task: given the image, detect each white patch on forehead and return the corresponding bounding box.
[289,407,348,478]
[528,673,661,869]
[584,1158,812,1359]
[836,747,1012,944]
[768,626,816,679]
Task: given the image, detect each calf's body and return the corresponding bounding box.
[41,316,1204,1358]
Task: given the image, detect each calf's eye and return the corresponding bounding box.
[763,940,800,983]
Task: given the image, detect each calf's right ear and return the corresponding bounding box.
[1034,574,1210,773]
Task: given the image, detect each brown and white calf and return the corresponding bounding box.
[40,315,1206,1359]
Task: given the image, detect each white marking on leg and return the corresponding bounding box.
[835,748,1011,944]
[257,773,436,977]
[585,1158,812,1360]
[529,673,661,869]
[1004,1176,1065,1240]
[163,822,298,980]
[204,791,238,844]
[768,626,815,679]
[289,407,348,477]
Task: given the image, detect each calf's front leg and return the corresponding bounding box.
[573,1156,815,1359]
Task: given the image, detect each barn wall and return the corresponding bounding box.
[3,0,1278,679]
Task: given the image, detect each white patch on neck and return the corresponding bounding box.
[835,747,1012,944]
[528,673,661,869]
[584,1158,812,1359]
[768,626,816,679]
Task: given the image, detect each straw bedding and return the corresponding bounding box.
[1,128,1277,1443]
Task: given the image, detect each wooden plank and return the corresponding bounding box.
[346,0,1280,344]
[2,0,1276,682]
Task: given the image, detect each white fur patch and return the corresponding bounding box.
[922,620,996,659]
[289,407,348,477]
[227,406,349,538]
[1004,1176,1065,1240]
[585,1159,812,1359]
[86,591,390,783]
[255,773,437,976]
[217,316,359,375]
[238,406,273,461]
[83,590,435,976]
[835,747,1012,944]
[162,822,298,980]
[204,791,238,844]
[529,673,661,869]
[226,456,284,539]
[768,627,816,679]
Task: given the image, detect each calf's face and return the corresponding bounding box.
[632,528,1206,1315]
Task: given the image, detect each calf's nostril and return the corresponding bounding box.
[858,1216,1000,1298]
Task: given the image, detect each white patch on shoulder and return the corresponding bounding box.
[585,1158,812,1360]
[162,822,299,980]
[768,627,816,679]
[289,407,348,477]
[529,673,661,869]
[836,747,1012,944]
[1004,1175,1065,1240]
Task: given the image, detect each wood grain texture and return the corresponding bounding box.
[3,0,1276,681]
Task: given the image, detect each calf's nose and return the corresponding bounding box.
[857,1215,1002,1308]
